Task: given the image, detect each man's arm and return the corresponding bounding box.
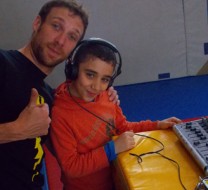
[0,88,51,144]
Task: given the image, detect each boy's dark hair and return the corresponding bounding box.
[38,0,89,39]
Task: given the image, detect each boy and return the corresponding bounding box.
[50,38,181,190]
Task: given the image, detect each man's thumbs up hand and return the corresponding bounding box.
[14,88,51,140]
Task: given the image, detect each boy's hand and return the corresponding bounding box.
[158,117,181,129]
[114,131,135,154]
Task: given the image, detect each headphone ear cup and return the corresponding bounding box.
[70,62,78,80]
[65,59,79,80]
[65,59,71,79]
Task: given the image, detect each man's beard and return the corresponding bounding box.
[31,37,66,69]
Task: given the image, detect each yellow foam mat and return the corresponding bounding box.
[113,130,203,190]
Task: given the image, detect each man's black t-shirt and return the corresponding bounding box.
[0,49,54,190]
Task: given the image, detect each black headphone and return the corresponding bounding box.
[65,37,122,87]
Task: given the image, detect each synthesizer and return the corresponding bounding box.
[173,117,208,176]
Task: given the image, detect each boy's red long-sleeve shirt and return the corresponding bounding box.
[50,82,158,190]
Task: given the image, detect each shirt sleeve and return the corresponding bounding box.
[0,52,6,89]
[104,140,117,161]
[114,105,158,135]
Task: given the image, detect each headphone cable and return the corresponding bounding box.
[67,84,115,129]
[130,134,187,190]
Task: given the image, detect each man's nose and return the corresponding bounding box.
[55,33,67,46]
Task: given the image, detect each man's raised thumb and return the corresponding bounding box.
[28,88,39,107]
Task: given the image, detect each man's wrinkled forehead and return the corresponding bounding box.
[46,7,84,36]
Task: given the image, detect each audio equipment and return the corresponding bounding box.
[195,176,208,190]
[173,118,208,176]
[65,37,122,87]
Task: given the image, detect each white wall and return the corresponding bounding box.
[184,1,208,74]
[81,0,187,85]
[1,0,208,88]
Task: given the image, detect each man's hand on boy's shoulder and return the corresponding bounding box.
[108,86,120,105]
